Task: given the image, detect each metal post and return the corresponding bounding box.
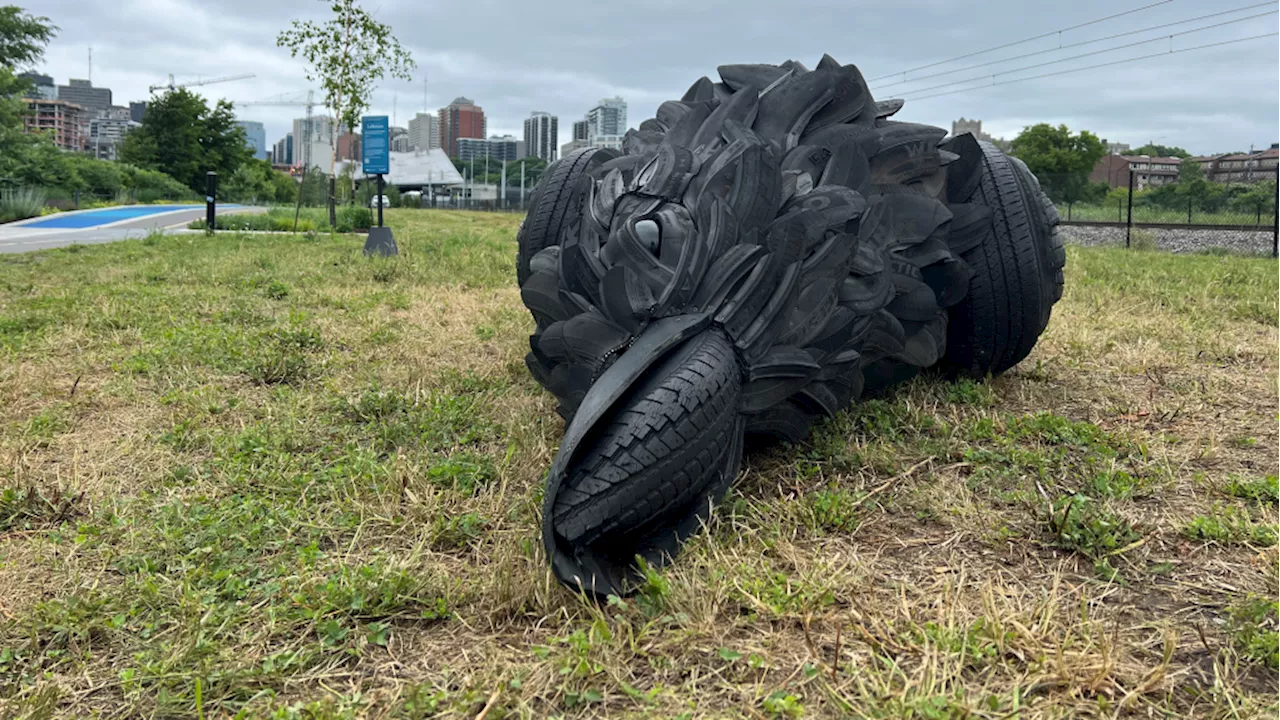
[1187,198,1192,224]
[1117,198,1122,223]
[376,174,384,228]
[500,159,507,211]
[1125,170,1134,248]
[206,171,217,235]
[1272,181,1278,258]
[520,160,526,211]
[1067,201,1072,222]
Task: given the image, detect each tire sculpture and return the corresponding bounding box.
[517,56,1065,596]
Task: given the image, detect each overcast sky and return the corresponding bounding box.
[26,0,1280,156]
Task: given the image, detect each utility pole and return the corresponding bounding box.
[500,158,507,211]
[520,160,526,211]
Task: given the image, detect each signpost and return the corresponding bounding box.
[361,115,397,257]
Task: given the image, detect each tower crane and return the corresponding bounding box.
[148,73,255,94]
[237,91,322,171]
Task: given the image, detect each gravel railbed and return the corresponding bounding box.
[1061,225,1275,255]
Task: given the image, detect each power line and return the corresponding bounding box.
[885,11,1277,99]
[866,0,1175,82]
[871,1,1276,90]
[900,32,1279,102]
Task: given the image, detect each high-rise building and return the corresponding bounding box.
[56,79,111,116]
[129,101,148,123]
[89,106,137,160]
[586,97,627,140]
[572,119,589,142]
[24,99,88,151]
[524,111,558,163]
[457,135,523,163]
[390,126,410,152]
[292,116,335,171]
[438,97,486,158]
[236,120,268,160]
[336,132,361,162]
[272,134,294,166]
[408,112,438,151]
[18,72,56,100]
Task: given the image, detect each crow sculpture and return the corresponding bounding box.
[517,56,1065,596]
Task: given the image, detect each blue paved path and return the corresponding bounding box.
[19,204,240,229]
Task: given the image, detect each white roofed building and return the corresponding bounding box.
[337,148,464,190]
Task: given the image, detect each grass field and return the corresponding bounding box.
[1057,202,1277,227]
[0,210,1276,719]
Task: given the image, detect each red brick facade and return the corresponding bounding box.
[439,98,486,159]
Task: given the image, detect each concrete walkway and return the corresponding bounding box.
[0,205,262,254]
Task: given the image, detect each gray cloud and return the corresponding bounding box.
[29,0,1279,155]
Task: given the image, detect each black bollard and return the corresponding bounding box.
[205,171,217,235]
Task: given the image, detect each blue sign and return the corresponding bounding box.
[362,115,390,175]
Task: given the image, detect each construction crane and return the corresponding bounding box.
[237,91,321,172]
[148,73,255,94]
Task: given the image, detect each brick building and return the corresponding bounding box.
[1207,147,1278,183]
[1090,154,1182,190]
[438,97,486,158]
[336,132,361,163]
[24,98,88,151]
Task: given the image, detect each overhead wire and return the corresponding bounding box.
[866,0,1175,82]
[870,1,1276,90]
[899,32,1279,102]
[884,10,1277,99]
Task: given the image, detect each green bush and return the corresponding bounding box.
[121,165,194,203]
[0,187,47,223]
[336,206,372,232]
[189,208,323,233]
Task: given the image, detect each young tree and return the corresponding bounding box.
[277,0,415,226]
[119,88,251,194]
[1010,123,1107,204]
[0,6,56,186]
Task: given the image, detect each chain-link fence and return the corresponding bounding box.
[1036,170,1278,257]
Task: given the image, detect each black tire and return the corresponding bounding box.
[516,147,618,286]
[941,141,1065,377]
[552,330,742,547]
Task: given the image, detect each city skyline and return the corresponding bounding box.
[24,0,1277,160]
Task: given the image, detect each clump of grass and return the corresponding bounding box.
[1046,494,1141,559]
[1226,595,1279,668]
[0,187,47,223]
[1129,228,1158,251]
[0,484,85,532]
[1182,505,1277,546]
[805,487,862,533]
[426,453,496,495]
[430,512,487,550]
[244,325,324,385]
[1223,474,1279,504]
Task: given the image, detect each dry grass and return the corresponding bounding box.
[0,210,1275,719]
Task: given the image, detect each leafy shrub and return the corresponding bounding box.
[121,165,194,203]
[336,205,372,233]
